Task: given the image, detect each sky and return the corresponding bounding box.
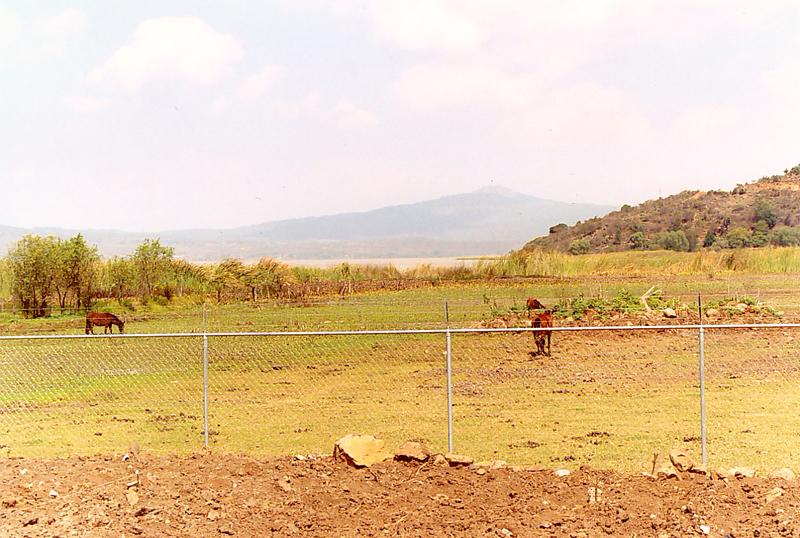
[1,0,799,232]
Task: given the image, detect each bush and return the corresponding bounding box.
[629,231,647,250]
[754,200,778,229]
[653,230,689,252]
[568,239,591,255]
[770,226,800,247]
[725,227,751,248]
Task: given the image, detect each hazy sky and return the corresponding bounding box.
[2,1,799,232]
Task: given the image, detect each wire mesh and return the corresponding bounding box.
[703,326,800,470]
[0,336,202,456]
[450,328,701,471]
[205,333,449,455]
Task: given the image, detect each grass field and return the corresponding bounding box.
[1,273,800,473]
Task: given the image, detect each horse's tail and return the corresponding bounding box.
[85,317,91,334]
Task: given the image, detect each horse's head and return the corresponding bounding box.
[119,320,125,334]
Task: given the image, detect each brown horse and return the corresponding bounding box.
[526,297,546,312]
[85,312,125,334]
[532,310,553,356]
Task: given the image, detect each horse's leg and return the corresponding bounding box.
[546,333,551,356]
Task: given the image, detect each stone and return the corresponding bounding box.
[476,468,487,476]
[126,489,139,507]
[705,308,720,318]
[662,308,678,318]
[655,465,681,480]
[207,509,220,521]
[669,449,694,472]
[730,467,756,478]
[394,441,432,463]
[769,468,796,481]
[699,524,711,534]
[49,490,58,498]
[444,453,474,467]
[554,469,570,477]
[432,454,448,466]
[587,487,603,504]
[333,434,392,468]
[735,303,749,312]
[687,465,708,476]
[712,468,733,480]
[766,487,785,503]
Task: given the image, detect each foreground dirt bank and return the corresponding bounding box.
[0,453,797,537]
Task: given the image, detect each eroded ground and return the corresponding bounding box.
[1,453,798,537]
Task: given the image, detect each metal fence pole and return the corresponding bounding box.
[203,302,209,448]
[698,295,707,467]
[445,299,454,453]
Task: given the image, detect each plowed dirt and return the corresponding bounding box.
[1,453,798,537]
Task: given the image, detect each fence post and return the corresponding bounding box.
[203,302,209,448]
[445,299,454,453]
[698,294,707,467]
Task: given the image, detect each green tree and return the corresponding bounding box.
[60,234,99,309]
[703,229,717,248]
[725,227,751,249]
[132,239,174,298]
[629,231,647,250]
[770,226,800,247]
[7,235,60,317]
[568,239,590,255]
[754,200,778,229]
[654,230,689,252]
[211,258,246,302]
[242,258,294,301]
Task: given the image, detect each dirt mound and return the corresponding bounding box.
[1,453,798,536]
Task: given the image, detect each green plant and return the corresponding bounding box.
[568,239,591,255]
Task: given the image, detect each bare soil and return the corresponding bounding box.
[1,453,798,537]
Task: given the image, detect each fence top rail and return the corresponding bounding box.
[1,322,800,340]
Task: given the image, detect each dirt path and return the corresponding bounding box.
[0,453,797,537]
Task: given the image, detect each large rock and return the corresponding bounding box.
[333,434,392,468]
[669,449,694,472]
[394,441,432,462]
[444,453,474,467]
[662,308,678,319]
[769,468,796,481]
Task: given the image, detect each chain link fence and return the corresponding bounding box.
[2,320,800,473]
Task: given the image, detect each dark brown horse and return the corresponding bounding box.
[532,310,553,356]
[526,297,546,312]
[86,312,125,334]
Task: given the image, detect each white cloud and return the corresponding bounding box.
[64,96,113,113]
[236,65,284,100]
[391,63,538,109]
[333,101,377,127]
[89,16,243,90]
[370,0,484,53]
[274,92,321,119]
[34,8,88,56]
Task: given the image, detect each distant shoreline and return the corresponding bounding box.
[275,256,502,270]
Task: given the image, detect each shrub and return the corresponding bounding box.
[754,200,778,229]
[568,239,591,255]
[725,227,751,249]
[770,226,800,247]
[654,230,689,252]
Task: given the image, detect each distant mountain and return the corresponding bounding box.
[0,188,615,261]
[523,166,800,254]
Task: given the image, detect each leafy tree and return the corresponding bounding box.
[7,235,60,317]
[104,257,136,301]
[211,258,246,302]
[242,258,294,301]
[703,229,717,248]
[629,231,647,250]
[725,227,751,248]
[754,200,778,229]
[568,239,590,255]
[654,230,689,252]
[60,234,99,309]
[770,226,800,247]
[132,239,174,298]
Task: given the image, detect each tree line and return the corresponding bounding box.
[4,235,296,317]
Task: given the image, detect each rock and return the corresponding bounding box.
[734,303,749,313]
[207,509,220,521]
[476,468,487,476]
[669,449,694,472]
[554,469,570,477]
[394,441,432,462]
[333,434,392,468]
[491,460,509,469]
[688,465,708,476]
[432,454,448,466]
[766,487,785,503]
[662,308,678,318]
[277,476,292,493]
[655,465,681,480]
[730,467,756,478]
[699,524,711,534]
[126,489,139,507]
[49,489,58,498]
[444,453,474,467]
[712,468,733,480]
[486,319,508,328]
[705,308,720,318]
[769,468,796,480]
[497,528,513,537]
[587,487,603,504]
